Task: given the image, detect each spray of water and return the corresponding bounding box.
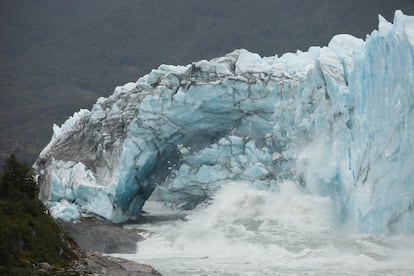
[113,181,414,275]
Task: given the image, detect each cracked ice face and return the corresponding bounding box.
[35,11,414,234]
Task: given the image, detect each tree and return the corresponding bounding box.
[0,155,77,272]
[0,154,38,200]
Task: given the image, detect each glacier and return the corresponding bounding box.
[34,11,414,234]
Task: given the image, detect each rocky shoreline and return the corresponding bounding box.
[58,217,146,254]
[57,217,161,276]
[62,251,161,276]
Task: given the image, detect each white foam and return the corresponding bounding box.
[110,182,414,275]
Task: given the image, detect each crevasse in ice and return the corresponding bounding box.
[34,11,414,233]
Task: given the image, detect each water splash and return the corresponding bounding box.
[113,182,414,275]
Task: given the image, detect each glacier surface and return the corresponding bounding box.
[35,11,414,234]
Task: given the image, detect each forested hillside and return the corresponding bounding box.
[0,155,78,274]
[1,0,413,166]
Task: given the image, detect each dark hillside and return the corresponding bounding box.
[1,0,413,166]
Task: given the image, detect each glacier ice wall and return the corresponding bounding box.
[35,11,414,233]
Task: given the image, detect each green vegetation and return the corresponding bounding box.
[0,155,77,275]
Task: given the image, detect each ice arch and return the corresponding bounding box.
[35,11,414,234]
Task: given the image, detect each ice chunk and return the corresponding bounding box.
[378,15,393,37]
[235,51,268,74]
[328,34,364,55]
[49,200,80,221]
[114,82,136,94]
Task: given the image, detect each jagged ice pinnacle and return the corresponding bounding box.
[35,11,414,234]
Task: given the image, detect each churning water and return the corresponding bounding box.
[113,181,414,275]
